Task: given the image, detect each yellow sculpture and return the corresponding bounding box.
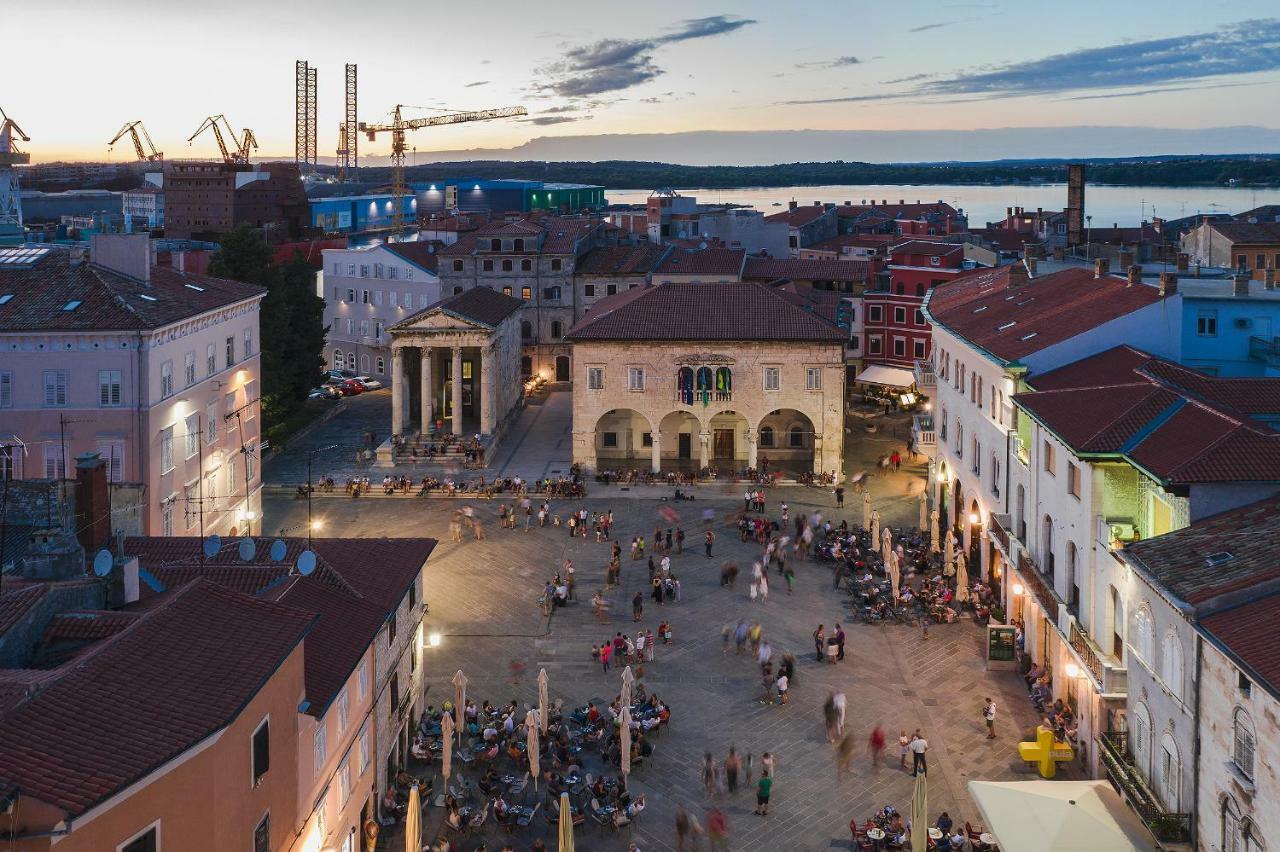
[1018,725,1074,778]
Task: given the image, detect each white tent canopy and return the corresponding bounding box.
[856,365,916,388]
[967,780,1158,852]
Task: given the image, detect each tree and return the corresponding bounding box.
[209,227,327,435]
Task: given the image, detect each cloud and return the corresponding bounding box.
[464,81,490,87]
[641,97,662,103]
[908,20,967,32]
[796,55,861,70]
[882,72,934,85]
[539,14,755,97]
[1061,81,1267,101]
[521,115,593,125]
[785,19,1280,105]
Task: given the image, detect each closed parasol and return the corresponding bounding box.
[452,669,468,745]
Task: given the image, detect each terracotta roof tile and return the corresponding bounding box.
[742,257,872,283]
[764,206,831,227]
[0,586,47,634]
[653,248,746,277]
[0,579,313,817]
[575,244,669,275]
[0,249,265,332]
[392,287,524,330]
[383,241,441,273]
[1201,593,1280,691]
[1205,221,1280,245]
[890,240,964,258]
[567,281,846,342]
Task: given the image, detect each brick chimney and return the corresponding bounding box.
[1176,253,1189,272]
[1117,248,1134,270]
[1159,272,1178,296]
[1008,260,1030,287]
[1127,265,1143,287]
[1234,272,1251,297]
[74,452,111,555]
[1094,258,1110,279]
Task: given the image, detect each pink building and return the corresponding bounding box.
[0,235,264,536]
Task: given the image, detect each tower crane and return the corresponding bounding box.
[187,115,258,165]
[359,104,526,232]
[0,106,31,233]
[108,120,163,162]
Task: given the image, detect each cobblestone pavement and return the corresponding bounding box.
[264,476,1074,852]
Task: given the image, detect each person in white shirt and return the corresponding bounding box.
[909,732,929,775]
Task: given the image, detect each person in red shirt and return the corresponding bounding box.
[868,724,887,767]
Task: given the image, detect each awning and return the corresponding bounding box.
[968,780,1159,852]
[856,365,916,388]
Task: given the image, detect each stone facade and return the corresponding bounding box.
[570,339,845,475]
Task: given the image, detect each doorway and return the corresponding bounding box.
[713,429,735,459]
[678,433,692,459]
[555,355,570,382]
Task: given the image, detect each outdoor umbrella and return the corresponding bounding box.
[440,712,454,783]
[619,706,633,780]
[943,531,954,569]
[881,526,893,566]
[870,510,880,547]
[620,665,634,709]
[558,791,575,851]
[918,491,928,531]
[863,492,873,531]
[452,669,468,745]
[980,529,991,582]
[888,550,901,603]
[405,784,421,852]
[967,780,1158,852]
[929,510,940,554]
[526,709,540,787]
[955,552,970,602]
[538,668,550,736]
[910,769,928,852]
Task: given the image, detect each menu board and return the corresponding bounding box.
[988,626,1017,662]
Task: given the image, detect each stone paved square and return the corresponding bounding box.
[264,456,1075,851]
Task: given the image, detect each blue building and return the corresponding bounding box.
[310,193,417,234]
[412,179,604,215]
[1178,274,1280,376]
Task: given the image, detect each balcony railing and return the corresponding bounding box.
[676,390,733,405]
[1069,619,1105,685]
[1099,731,1193,844]
[989,513,1010,555]
[913,359,936,388]
[1018,552,1060,623]
[1249,335,1280,368]
[912,414,936,447]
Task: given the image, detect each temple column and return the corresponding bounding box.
[480,344,495,434]
[419,347,433,433]
[650,433,661,474]
[391,348,406,436]
[451,346,464,436]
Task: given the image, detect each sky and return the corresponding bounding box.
[7,0,1280,164]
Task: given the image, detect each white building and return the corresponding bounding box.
[122,185,163,231]
[321,242,441,379]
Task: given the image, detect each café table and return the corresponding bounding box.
[867,826,885,849]
[928,827,943,840]
[980,832,997,848]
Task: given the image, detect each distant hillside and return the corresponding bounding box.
[318,155,1280,191]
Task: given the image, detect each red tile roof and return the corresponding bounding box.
[1015,346,1280,485]
[926,266,1164,361]
[1204,221,1280,245]
[0,579,313,818]
[1201,590,1280,689]
[838,201,960,220]
[652,247,746,278]
[806,233,895,252]
[392,286,524,330]
[0,586,47,634]
[384,241,441,273]
[575,244,670,276]
[43,610,142,642]
[764,205,831,227]
[0,248,266,332]
[742,257,872,283]
[890,240,964,258]
[567,281,846,342]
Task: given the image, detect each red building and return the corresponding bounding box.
[861,240,966,376]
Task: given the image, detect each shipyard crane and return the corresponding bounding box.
[0,106,31,234]
[359,104,527,232]
[187,115,258,165]
[108,120,163,162]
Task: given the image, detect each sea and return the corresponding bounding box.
[602,184,1280,228]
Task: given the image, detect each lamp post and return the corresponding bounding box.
[306,444,339,547]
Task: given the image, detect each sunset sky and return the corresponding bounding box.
[8,0,1280,163]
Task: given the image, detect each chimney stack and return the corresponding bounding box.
[1094,258,1111,279]
[1159,272,1178,297]
[788,200,797,211]
[1008,260,1030,286]
[1052,246,1066,262]
[813,201,821,207]
[74,452,111,555]
[1127,265,1143,287]
[1176,253,1189,272]
[1234,272,1252,297]
[90,233,151,283]
[1265,268,1277,290]
[1117,248,1134,270]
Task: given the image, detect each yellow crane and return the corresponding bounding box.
[108,120,163,162]
[187,115,258,165]
[359,104,526,232]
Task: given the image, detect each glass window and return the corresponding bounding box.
[98,441,124,482]
[764,366,781,391]
[313,726,327,775]
[483,259,494,272]
[893,338,906,357]
[894,306,906,324]
[121,826,159,852]
[160,427,174,473]
[254,813,270,852]
[551,320,562,339]
[99,370,122,406]
[551,258,563,271]
[184,351,196,387]
[789,426,804,448]
[185,413,200,459]
[0,370,10,408]
[584,284,596,297]
[1068,462,1081,497]
[160,361,173,398]
[759,426,774,447]
[252,719,270,786]
[602,432,618,448]
[1043,440,1056,475]
[244,328,253,356]
[1197,310,1218,337]
[806,367,822,390]
[1132,606,1154,664]
[339,756,352,802]
[358,658,369,698]
[868,305,883,323]
[587,368,603,390]
[502,259,513,272]
[913,339,926,359]
[226,336,235,368]
[44,445,64,480]
[453,259,464,272]
[359,722,371,772]
[207,402,219,444]
[1234,709,1255,780]
[521,286,532,300]
[207,343,217,375]
[628,367,645,391]
[521,259,532,271]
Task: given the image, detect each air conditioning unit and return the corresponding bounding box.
[1109,522,1136,541]
[1235,318,1252,329]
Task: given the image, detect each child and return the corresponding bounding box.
[591,644,600,666]
[899,730,910,769]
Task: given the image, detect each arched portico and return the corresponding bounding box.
[757,408,818,475]
[593,408,655,470]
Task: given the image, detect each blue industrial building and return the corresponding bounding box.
[412,179,604,215]
[310,193,417,234]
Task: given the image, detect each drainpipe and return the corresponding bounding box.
[135,330,147,530]
[1191,632,1203,841]
[1004,429,1013,516]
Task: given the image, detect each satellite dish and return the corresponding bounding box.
[238,538,257,562]
[203,534,222,558]
[269,539,287,562]
[297,550,317,576]
[92,549,113,577]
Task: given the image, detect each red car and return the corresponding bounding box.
[338,379,365,396]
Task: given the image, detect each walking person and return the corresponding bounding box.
[707,806,729,852]
[600,641,612,673]
[676,527,685,553]
[984,697,997,739]
[833,689,847,736]
[835,485,845,508]
[704,529,715,558]
[909,730,928,776]
[702,753,718,798]
[834,623,846,661]
[633,591,644,622]
[724,747,741,793]
[868,724,887,768]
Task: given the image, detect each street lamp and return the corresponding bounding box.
[306,444,339,547]
[428,632,442,648]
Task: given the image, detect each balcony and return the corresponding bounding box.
[676,390,733,405]
[1017,552,1061,623]
[912,414,936,447]
[1099,731,1193,844]
[1249,335,1280,369]
[1069,618,1105,684]
[989,513,1011,555]
[913,359,936,388]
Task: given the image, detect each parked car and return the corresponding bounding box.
[327,368,357,382]
[338,379,365,396]
[353,375,384,390]
[309,385,342,401]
